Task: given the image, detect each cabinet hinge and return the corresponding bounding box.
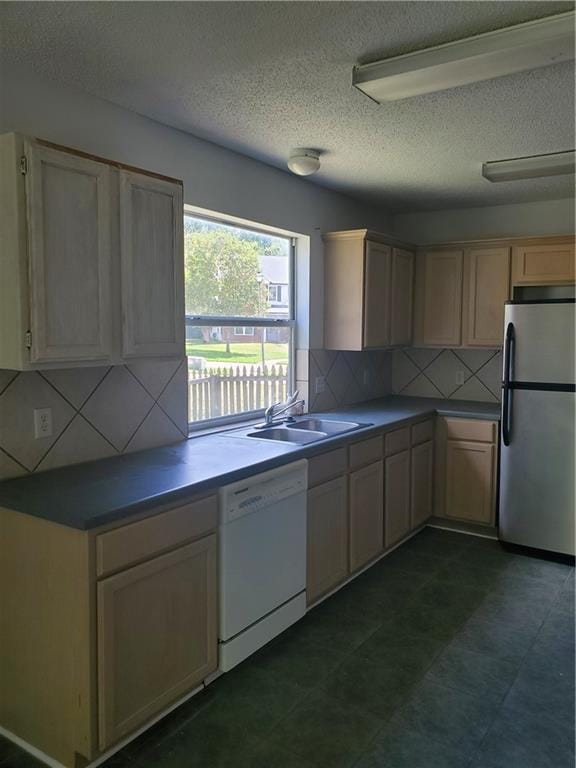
[20,156,28,175]
[25,331,32,349]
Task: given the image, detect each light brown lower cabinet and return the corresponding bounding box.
[435,417,498,525]
[384,449,411,547]
[97,535,217,749]
[411,440,434,529]
[349,460,384,571]
[445,440,496,525]
[0,493,218,768]
[307,476,349,604]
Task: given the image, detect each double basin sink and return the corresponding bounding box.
[226,417,370,445]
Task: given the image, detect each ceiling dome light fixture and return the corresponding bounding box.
[287,149,321,176]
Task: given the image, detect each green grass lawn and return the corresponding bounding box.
[186,341,288,364]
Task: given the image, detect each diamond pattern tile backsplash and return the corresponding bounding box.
[308,349,393,412]
[0,360,188,480]
[391,348,503,402]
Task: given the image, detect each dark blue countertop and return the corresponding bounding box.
[0,396,500,530]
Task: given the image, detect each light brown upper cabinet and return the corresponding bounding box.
[1,136,113,367]
[0,133,185,370]
[415,249,464,346]
[323,230,414,350]
[120,171,185,358]
[390,248,414,346]
[512,240,575,286]
[463,247,511,347]
[415,245,512,348]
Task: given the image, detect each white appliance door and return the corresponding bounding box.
[500,388,575,555]
[219,491,306,640]
[504,302,575,384]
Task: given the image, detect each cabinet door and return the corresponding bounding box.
[390,248,414,346]
[421,250,463,346]
[120,171,185,358]
[363,241,391,348]
[512,242,575,285]
[25,142,112,363]
[307,476,348,604]
[445,440,496,524]
[385,449,411,547]
[97,535,217,749]
[411,441,433,529]
[349,461,384,571]
[464,247,510,347]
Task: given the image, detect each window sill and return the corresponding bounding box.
[187,416,263,440]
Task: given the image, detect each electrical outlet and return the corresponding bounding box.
[314,376,326,395]
[455,370,466,387]
[363,368,371,387]
[34,408,53,439]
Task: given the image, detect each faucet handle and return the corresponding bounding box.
[286,390,299,405]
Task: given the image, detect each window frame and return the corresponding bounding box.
[184,212,296,432]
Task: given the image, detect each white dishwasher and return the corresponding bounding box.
[218,459,307,671]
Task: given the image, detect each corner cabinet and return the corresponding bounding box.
[414,249,464,347]
[323,230,414,350]
[0,133,185,370]
[435,417,498,526]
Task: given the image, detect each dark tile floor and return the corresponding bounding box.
[2,528,574,768]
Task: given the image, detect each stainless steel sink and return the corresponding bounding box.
[224,417,371,445]
[288,418,363,435]
[244,427,327,444]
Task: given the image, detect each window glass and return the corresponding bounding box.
[184,214,293,427]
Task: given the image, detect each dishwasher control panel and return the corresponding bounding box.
[219,460,308,523]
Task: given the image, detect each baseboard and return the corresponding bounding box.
[427,517,498,540]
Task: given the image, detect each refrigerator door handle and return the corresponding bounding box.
[502,322,514,446]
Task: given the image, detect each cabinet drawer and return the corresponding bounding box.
[349,435,383,469]
[445,418,497,443]
[308,447,348,487]
[385,427,410,456]
[411,419,434,446]
[96,495,218,577]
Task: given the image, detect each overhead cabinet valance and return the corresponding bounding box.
[0,134,185,370]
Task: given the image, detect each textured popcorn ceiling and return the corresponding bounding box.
[0,1,574,211]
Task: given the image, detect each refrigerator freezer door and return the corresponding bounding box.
[505,302,575,385]
[500,389,575,555]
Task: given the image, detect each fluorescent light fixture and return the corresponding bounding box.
[482,151,576,182]
[353,11,575,102]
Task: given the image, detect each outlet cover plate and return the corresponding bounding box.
[34,408,53,439]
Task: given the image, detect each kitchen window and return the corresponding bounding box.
[184,213,294,429]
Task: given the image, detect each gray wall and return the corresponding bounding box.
[393,198,575,244]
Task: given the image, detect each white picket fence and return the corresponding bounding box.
[188,364,288,421]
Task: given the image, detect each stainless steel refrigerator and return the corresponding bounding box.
[499,299,575,556]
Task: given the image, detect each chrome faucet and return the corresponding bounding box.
[259,391,304,428]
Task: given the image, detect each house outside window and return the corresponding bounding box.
[184,213,294,428]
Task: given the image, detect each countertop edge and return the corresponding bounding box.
[0,397,501,530]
